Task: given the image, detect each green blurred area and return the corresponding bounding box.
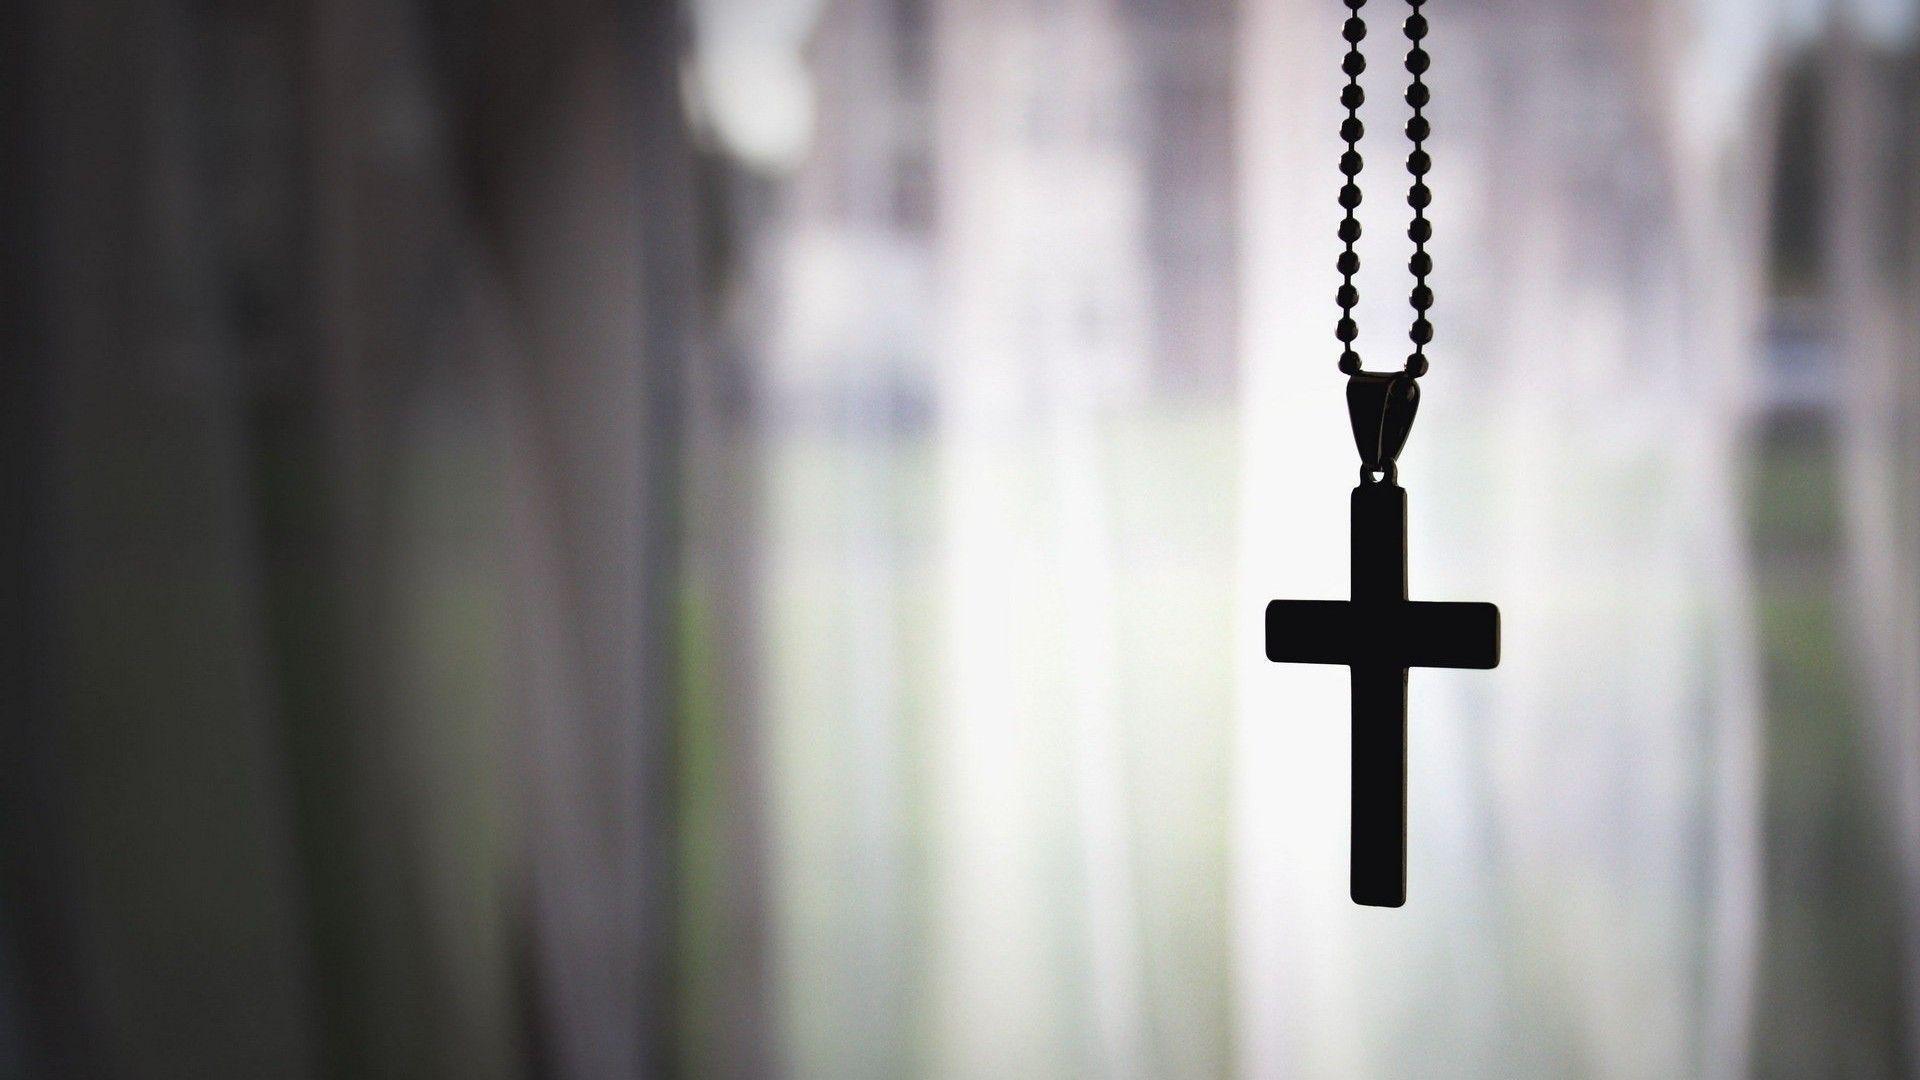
[1748,423,1912,1079]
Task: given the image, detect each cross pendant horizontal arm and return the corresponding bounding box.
[1263,480,1499,907]
[1265,599,1498,669]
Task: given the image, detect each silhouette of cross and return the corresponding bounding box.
[1265,478,1499,907]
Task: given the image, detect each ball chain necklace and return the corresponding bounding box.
[1263,0,1502,908]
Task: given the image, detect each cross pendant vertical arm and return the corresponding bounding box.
[1264,479,1499,908]
[1348,480,1411,907]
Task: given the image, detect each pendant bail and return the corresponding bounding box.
[1346,372,1420,483]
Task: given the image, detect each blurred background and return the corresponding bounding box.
[4,0,1920,1077]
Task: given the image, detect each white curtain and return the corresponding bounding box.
[698,0,1920,1077]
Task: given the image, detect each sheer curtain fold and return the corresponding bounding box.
[1824,22,1920,1072]
[3,0,695,1075]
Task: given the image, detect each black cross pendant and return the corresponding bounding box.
[1265,477,1500,907]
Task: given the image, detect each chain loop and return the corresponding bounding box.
[1335,0,1367,376]
[1334,0,1434,380]
[1403,0,1432,376]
